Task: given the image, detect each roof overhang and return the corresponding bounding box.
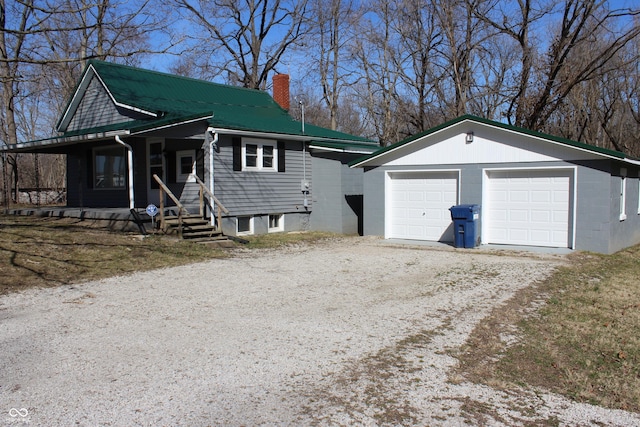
[2,130,131,153]
[212,127,377,147]
[350,115,640,168]
[309,142,378,155]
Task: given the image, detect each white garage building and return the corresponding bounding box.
[351,115,640,254]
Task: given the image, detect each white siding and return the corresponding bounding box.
[379,126,601,167]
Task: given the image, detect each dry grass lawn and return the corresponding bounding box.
[0,215,228,295]
[458,246,640,412]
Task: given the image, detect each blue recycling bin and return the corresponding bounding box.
[449,204,480,248]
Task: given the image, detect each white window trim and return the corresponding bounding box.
[637,177,640,215]
[620,168,627,221]
[237,216,254,235]
[176,150,196,183]
[242,138,277,171]
[268,214,284,233]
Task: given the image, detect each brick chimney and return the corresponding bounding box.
[273,74,290,111]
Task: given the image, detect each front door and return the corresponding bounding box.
[147,138,165,206]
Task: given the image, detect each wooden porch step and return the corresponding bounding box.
[181,229,224,239]
[163,215,210,226]
[161,215,231,243]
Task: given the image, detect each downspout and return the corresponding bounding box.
[207,127,218,226]
[115,135,135,210]
[300,100,309,208]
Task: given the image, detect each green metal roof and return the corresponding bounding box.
[62,60,374,145]
[350,114,637,167]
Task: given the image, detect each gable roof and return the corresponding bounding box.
[56,60,373,145]
[350,114,640,167]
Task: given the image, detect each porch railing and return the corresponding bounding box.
[152,174,229,236]
[192,175,230,230]
[153,174,190,237]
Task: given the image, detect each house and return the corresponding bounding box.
[350,115,640,254]
[5,61,378,236]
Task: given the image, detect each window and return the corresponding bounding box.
[176,150,196,182]
[637,177,640,215]
[233,138,285,172]
[237,216,253,235]
[269,214,284,232]
[94,146,126,188]
[245,144,258,168]
[242,139,277,171]
[263,145,274,168]
[620,168,627,221]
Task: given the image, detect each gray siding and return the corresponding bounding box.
[573,160,612,253]
[163,139,206,211]
[311,152,365,234]
[212,135,311,217]
[362,166,386,236]
[66,77,134,132]
[608,163,640,253]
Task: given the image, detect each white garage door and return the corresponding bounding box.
[486,169,572,248]
[388,171,458,241]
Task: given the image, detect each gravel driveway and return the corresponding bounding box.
[1,237,639,426]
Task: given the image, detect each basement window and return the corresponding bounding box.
[237,216,253,235]
[268,214,284,232]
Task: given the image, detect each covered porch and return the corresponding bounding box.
[5,206,156,233]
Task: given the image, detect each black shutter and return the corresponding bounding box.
[86,150,93,188]
[278,141,286,173]
[232,137,242,171]
[196,148,205,179]
[167,151,176,183]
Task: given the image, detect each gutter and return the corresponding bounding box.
[212,127,373,146]
[207,127,218,226]
[1,130,131,153]
[308,144,377,155]
[115,135,135,210]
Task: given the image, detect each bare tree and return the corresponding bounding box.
[0,0,168,207]
[477,0,640,131]
[351,0,405,145]
[394,0,442,133]
[310,0,360,130]
[174,0,310,89]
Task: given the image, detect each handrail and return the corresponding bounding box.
[153,174,190,236]
[193,175,229,230]
[153,174,188,212]
[193,175,229,213]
